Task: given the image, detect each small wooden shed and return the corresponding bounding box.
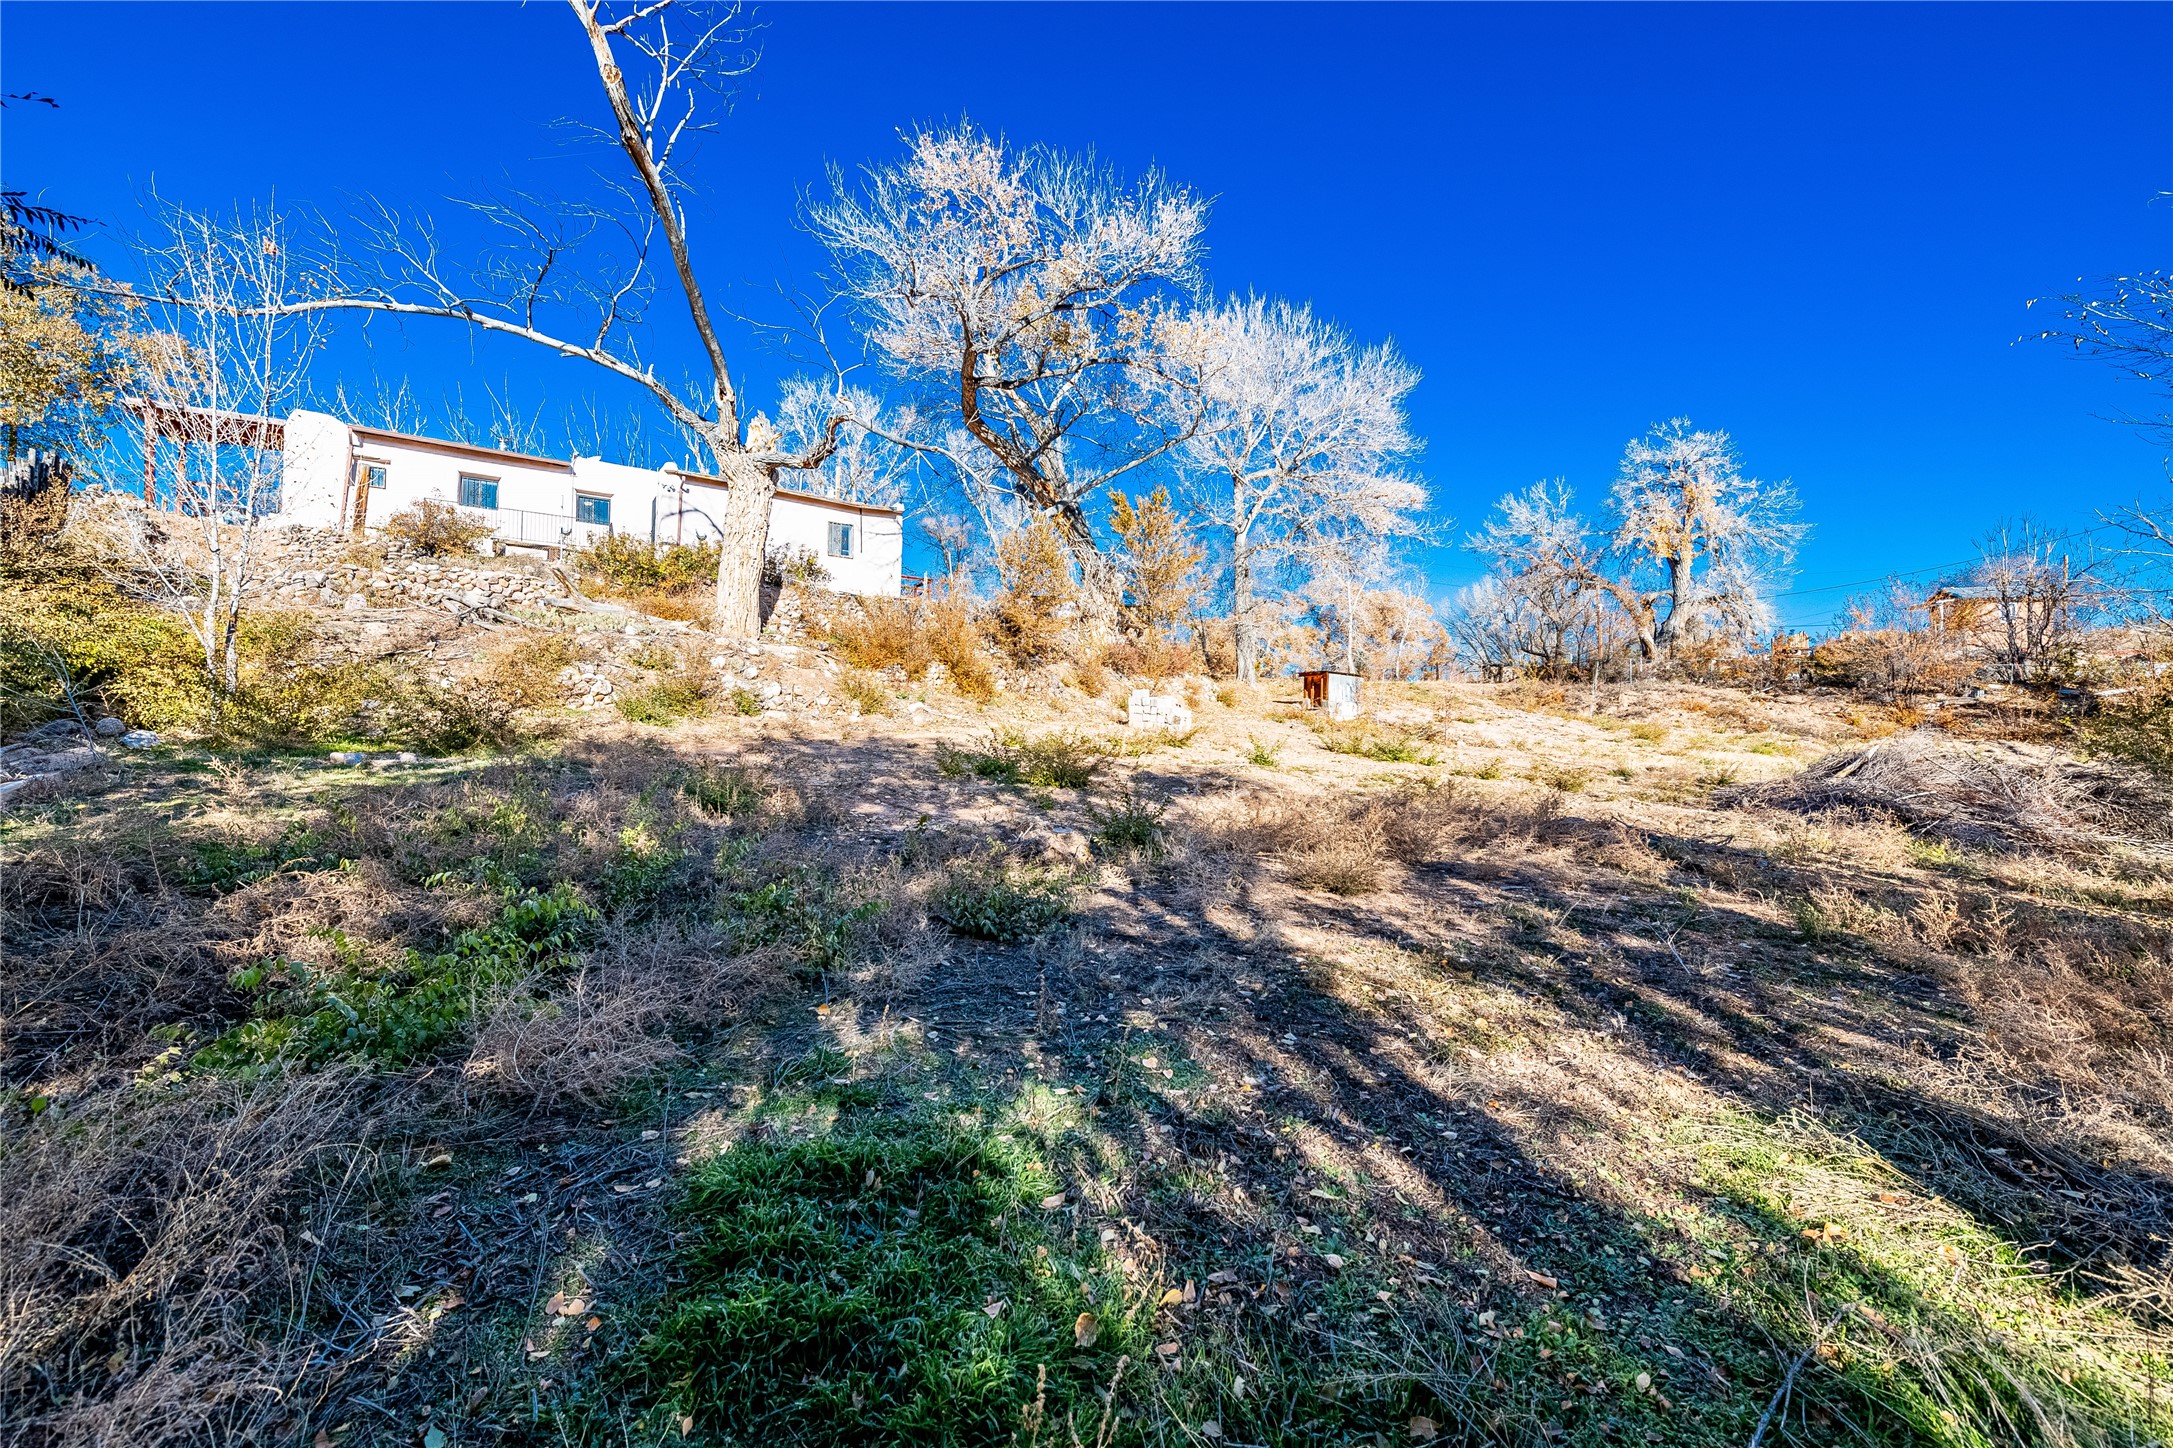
[1299,669,1362,720]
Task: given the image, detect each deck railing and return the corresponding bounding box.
[460,506,612,552]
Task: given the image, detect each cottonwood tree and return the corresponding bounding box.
[263,0,847,637]
[1181,296,1425,680]
[112,204,329,694]
[809,124,1209,617]
[1473,423,1802,663]
[1611,419,1802,652]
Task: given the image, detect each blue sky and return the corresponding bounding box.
[5,1,2169,621]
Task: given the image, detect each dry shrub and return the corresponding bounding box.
[465,926,785,1106]
[1810,626,1973,697]
[1066,657,1111,698]
[381,499,495,557]
[1717,730,2173,851]
[832,594,996,701]
[473,632,580,711]
[923,593,996,701]
[0,479,74,565]
[632,590,714,626]
[989,518,1076,664]
[0,1071,378,1445]
[834,595,932,676]
[1099,636,1197,684]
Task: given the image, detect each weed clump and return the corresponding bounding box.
[937,729,1108,789]
[1087,785,1168,859]
[1313,718,1442,765]
[684,762,767,821]
[932,850,1078,941]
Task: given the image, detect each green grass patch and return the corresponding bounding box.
[1683,1111,2173,1447]
[722,868,882,971]
[630,1114,1145,1446]
[179,819,349,894]
[196,885,596,1072]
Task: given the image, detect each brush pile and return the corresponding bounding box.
[1717,729,2171,849]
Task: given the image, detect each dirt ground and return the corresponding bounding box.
[4,602,2170,1448]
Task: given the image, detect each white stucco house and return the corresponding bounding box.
[272,409,905,597]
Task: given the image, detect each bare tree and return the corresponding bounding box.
[773,375,915,508]
[1611,419,1803,653]
[1970,521,2102,682]
[246,0,845,637]
[1469,479,1653,662]
[108,203,328,694]
[918,511,975,586]
[1181,296,1425,681]
[809,123,1209,617]
[1471,422,1802,666]
[2029,267,2173,443]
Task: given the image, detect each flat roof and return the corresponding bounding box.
[666,466,904,515]
[349,425,573,472]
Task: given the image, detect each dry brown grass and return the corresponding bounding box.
[1207,780,1564,895]
[0,1071,380,1445]
[466,927,786,1107]
[1718,729,2173,850]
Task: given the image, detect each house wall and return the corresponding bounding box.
[270,411,905,593]
[347,432,579,546]
[275,410,356,529]
[767,493,904,598]
[658,471,903,598]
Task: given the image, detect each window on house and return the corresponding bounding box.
[362,464,387,489]
[458,474,499,510]
[827,521,855,559]
[575,493,611,526]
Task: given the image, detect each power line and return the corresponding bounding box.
[1766,522,2123,601]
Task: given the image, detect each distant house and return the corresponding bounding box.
[1919,585,1999,633]
[273,409,905,597]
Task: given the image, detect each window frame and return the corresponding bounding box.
[574,492,611,526]
[457,473,500,511]
[361,463,388,490]
[826,520,855,559]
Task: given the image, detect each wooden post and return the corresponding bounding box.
[350,462,371,537]
[141,405,156,506]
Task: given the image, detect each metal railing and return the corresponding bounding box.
[460,506,612,551]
